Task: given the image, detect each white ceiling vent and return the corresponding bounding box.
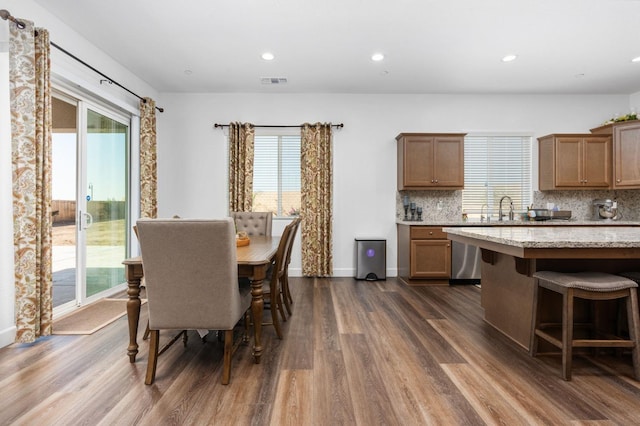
[261,77,288,85]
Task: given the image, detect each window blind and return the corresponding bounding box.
[253,135,301,216]
[462,135,532,217]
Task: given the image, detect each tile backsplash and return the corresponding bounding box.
[532,190,640,221]
[397,190,462,222]
[397,189,640,222]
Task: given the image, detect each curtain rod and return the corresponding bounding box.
[51,42,164,113]
[1,9,164,113]
[214,123,344,129]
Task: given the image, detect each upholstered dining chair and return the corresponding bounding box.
[136,217,252,385]
[231,211,273,236]
[281,217,301,315]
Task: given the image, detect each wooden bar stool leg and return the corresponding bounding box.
[562,290,574,381]
[627,289,640,380]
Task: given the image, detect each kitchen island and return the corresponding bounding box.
[443,226,640,350]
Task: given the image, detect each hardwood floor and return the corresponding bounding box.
[1,277,640,425]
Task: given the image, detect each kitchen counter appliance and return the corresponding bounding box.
[529,209,572,221]
[592,199,621,221]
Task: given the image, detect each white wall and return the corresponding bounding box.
[631,91,640,112]
[156,92,630,278]
[0,0,159,347]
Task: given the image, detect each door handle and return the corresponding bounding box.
[81,211,93,230]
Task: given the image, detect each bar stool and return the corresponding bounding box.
[530,271,640,381]
[619,271,640,286]
[616,272,640,344]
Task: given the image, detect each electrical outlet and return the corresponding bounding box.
[436,201,443,210]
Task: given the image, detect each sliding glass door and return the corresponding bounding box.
[52,92,130,310]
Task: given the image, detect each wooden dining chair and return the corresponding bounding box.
[261,222,294,338]
[281,217,301,315]
[136,218,252,385]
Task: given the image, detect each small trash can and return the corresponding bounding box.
[355,238,386,280]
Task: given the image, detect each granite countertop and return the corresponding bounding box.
[397,219,640,226]
[442,226,640,248]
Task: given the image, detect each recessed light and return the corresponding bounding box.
[261,52,275,61]
[632,56,640,63]
[371,53,385,62]
[502,54,518,62]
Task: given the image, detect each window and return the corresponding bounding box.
[253,135,301,217]
[462,135,532,219]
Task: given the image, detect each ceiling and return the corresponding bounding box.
[33,0,640,95]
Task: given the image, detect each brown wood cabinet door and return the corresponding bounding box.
[410,239,451,278]
[433,136,464,187]
[540,132,615,190]
[397,133,466,190]
[403,136,435,187]
[614,122,640,188]
[554,137,583,187]
[582,136,610,187]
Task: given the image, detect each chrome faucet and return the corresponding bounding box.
[480,204,489,222]
[498,196,514,221]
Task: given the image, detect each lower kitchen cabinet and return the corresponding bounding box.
[397,224,451,285]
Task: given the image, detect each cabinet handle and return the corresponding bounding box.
[617,178,621,182]
[434,179,438,183]
[429,231,433,235]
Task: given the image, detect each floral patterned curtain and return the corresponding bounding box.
[300,123,333,276]
[10,20,53,343]
[228,122,255,213]
[139,97,157,218]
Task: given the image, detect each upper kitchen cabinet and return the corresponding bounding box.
[396,133,466,190]
[538,134,611,190]
[591,120,640,189]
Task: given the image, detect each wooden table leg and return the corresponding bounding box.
[250,264,268,364]
[124,261,143,363]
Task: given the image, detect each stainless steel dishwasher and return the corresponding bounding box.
[450,240,481,284]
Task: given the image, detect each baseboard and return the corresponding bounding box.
[288,268,398,278]
[398,276,450,286]
[0,325,16,348]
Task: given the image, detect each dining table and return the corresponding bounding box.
[122,235,279,364]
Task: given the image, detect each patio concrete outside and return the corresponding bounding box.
[53,222,127,307]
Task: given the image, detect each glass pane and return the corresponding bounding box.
[52,102,78,307]
[85,109,128,298]
[281,136,301,217]
[253,135,301,217]
[463,135,532,219]
[253,136,278,214]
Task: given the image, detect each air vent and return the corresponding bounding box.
[261,77,288,85]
